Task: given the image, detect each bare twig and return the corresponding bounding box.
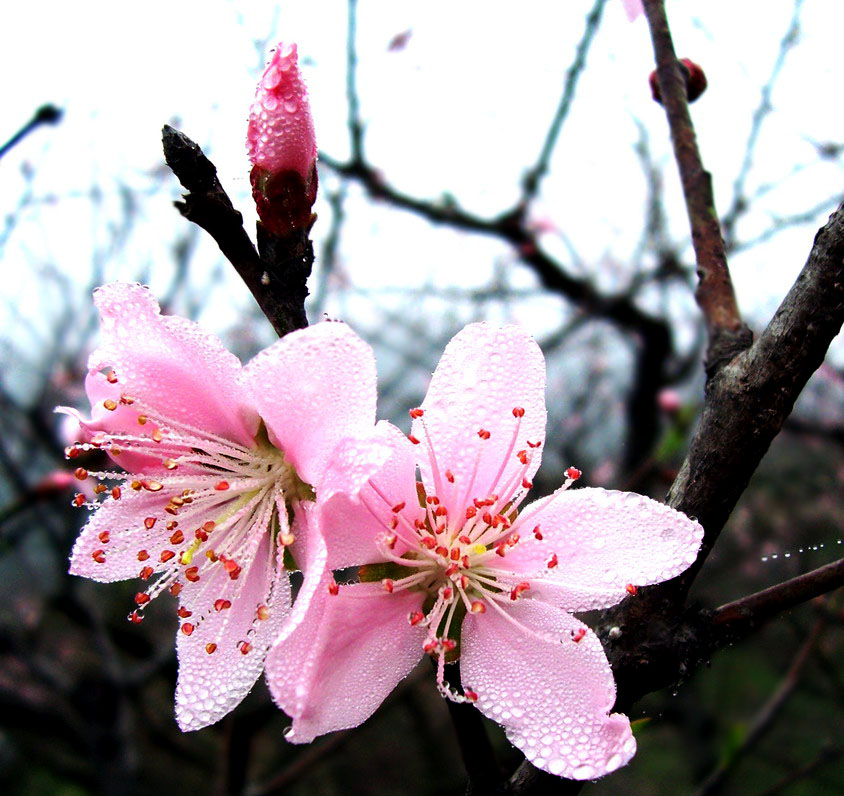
[642,0,748,370]
[0,104,62,160]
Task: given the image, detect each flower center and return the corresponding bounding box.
[67,388,313,649]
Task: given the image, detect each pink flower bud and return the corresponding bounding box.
[247,42,318,236]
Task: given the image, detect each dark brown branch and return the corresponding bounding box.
[642,0,748,371]
[710,559,844,641]
[161,125,311,337]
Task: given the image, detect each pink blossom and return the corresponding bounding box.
[247,42,318,236]
[60,283,388,731]
[267,323,703,780]
[621,0,643,21]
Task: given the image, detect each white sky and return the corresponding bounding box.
[2,0,842,380]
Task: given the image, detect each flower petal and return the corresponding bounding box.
[504,488,703,610]
[174,530,291,731]
[242,321,377,489]
[461,599,635,780]
[69,490,173,581]
[318,422,420,569]
[265,581,426,743]
[89,283,257,447]
[414,323,546,515]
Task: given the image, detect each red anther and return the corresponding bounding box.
[409,408,424,418]
[94,483,107,494]
[106,370,118,383]
[414,519,427,530]
[626,583,638,596]
[547,553,559,569]
[442,639,456,652]
[522,478,533,489]
[328,581,340,596]
[143,517,156,529]
[507,532,519,545]
[134,592,150,605]
[434,505,448,517]
[464,507,476,521]
[137,549,150,561]
[532,525,543,541]
[163,459,178,470]
[164,506,179,516]
[98,531,110,544]
[223,558,239,574]
[527,440,541,448]
[477,429,491,440]
[517,450,528,465]
[512,407,526,418]
[482,512,492,525]
[239,641,252,655]
[65,446,80,459]
[464,688,479,702]
[169,582,183,597]
[435,545,449,558]
[441,587,453,600]
[213,599,231,612]
[408,435,420,445]
[139,566,154,580]
[74,467,88,481]
[202,521,216,533]
[423,640,438,654]
[256,605,270,620]
[495,544,508,557]
[391,501,406,513]
[385,533,398,549]
[103,399,118,411]
[471,600,486,614]
[110,447,121,457]
[426,495,440,505]
[195,529,208,542]
[449,548,460,561]
[128,611,144,624]
[420,536,436,549]
[142,480,163,492]
[214,480,230,491]
[166,521,178,530]
[92,549,106,563]
[462,556,470,569]
[121,395,135,405]
[151,428,163,443]
[571,628,587,643]
[445,470,455,483]
[205,550,218,563]
[130,480,142,491]
[565,466,582,481]
[136,414,148,425]
[177,606,192,618]
[170,530,184,545]
[160,550,175,563]
[181,623,195,636]
[185,567,200,582]
[229,565,241,580]
[458,535,471,544]
[510,582,531,601]
[206,643,217,654]
[445,564,459,578]
[111,487,122,500]
[382,579,394,593]
[389,517,398,530]
[408,611,425,626]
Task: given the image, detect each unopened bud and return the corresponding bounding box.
[649,58,707,105]
[247,42,318,236]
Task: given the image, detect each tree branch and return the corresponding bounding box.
[161,125,311,337]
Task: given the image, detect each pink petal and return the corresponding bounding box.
[621,0,644,22]
[461,599,636,780]
[504,488,703,610]
[69,490,173,581]
[89,283,257,447]
[242,321,377,489]
[265,582,426,743]
[174,531,291,731]
[318,422,421,569]
[414,324,546,515]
